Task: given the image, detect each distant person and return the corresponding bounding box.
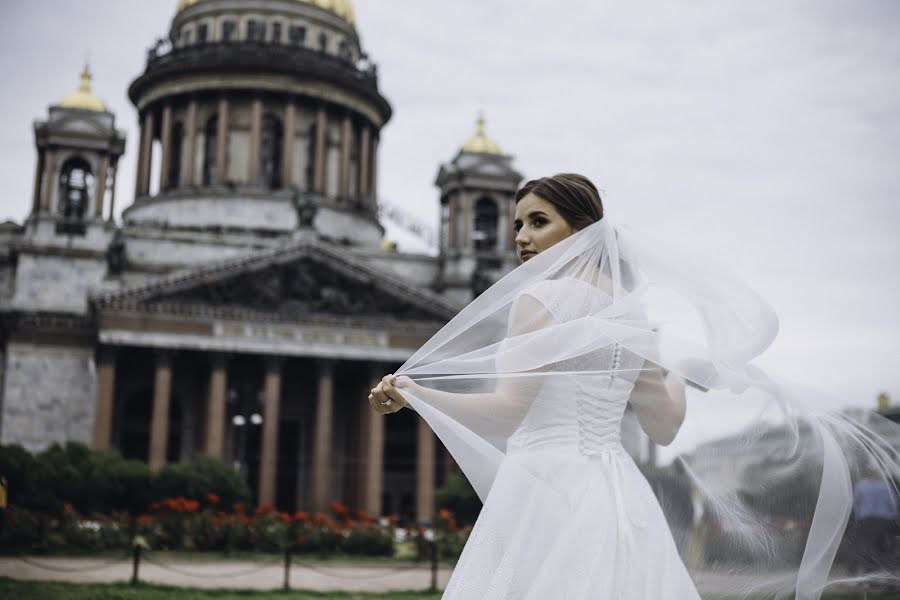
[850,469,899,574]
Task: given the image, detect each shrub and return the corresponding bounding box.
[435,469,481,526]
[154,456,251,508]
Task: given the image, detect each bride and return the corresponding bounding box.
[367,174,899,599]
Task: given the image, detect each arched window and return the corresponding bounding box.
[167,121,184,189]
[260,113,284,190]
[474,196,499,251]
[246,19,265,42]
[337,39,353,61]
[289,25,306,46]
[203,115,218,185]
[57,157,93,234]
[222,19,236,42]
[318,31,328,52]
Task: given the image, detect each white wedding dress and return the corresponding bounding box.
[438,278,702,599]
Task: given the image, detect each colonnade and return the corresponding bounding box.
[91,348,435,520]
[134,97,379,206]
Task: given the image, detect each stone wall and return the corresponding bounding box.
[0,260,15,306]
[11,254,107,314]
[0,342,96,452]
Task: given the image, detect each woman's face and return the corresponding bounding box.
[514,193,578,262]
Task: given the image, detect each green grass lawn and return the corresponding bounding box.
[1,578,896,600]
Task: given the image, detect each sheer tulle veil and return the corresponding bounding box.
[390,215,900,599]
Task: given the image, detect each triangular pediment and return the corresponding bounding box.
[93,240,457,325]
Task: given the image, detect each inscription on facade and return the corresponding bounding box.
[214,321,386,347]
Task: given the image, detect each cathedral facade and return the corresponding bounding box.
[0,0,645,521]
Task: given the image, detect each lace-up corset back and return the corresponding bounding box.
[507,277,644,456]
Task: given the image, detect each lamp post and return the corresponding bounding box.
[230,398,263,479]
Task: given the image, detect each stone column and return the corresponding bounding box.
[358,125,370,200]
[460,191,470,249]
[31,149,44,214]
[108,160,118,221]
[508,198,516,250]
[94,155,108,218]
[204,354,228,459]
[358,365,385,515]
[248,97,263,183]
[183,99,198,186]
[215,98,229,185]
[139,110,155,195]
[447,194,457,248]
[281,101,295,187]
[134,119,147,198]
[92,347,117,450]
[496,197,508,253]
[369,134,379,205]
[40,148,56,212]
[339,114,352,199]
[257,357,283,507]
[158,104,173,191]
[416,416,436,523]
[311,359,334,512]
[313,106,327,194]
[149,351,174,471]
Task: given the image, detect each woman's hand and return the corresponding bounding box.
[368,374,412,415]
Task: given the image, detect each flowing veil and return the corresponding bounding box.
[391,216,900,599]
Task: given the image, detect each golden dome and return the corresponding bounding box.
[57,65,107,112]
[461,114,502,155]
[177,0,356,26]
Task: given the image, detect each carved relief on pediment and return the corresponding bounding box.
[147,257,442,321]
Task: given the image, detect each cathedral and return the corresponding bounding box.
[0,0,645,521]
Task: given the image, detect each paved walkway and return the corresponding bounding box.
[0,556,895,596]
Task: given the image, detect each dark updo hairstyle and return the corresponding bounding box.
[517,173,632,289]
[514,173,603,231]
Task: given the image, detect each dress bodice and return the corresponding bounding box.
[505,277,646,456]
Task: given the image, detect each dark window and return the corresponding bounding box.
[272,22,282,43]
[318,31,328,52]
[57,157,93,235]
[167,122,184,189]
[222,20,236,42]
[260,113,284,190]
[338,39,352,61]
[197,23,209,43]
[474,197,499,251]
[289,25,306,46]
[203,115,218,185]
[247,19,265,42]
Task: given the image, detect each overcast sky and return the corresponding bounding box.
[0,1,897,460]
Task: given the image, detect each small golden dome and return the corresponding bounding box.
[57,65,107,112]
[177,0,356,26]
[461,115,502,155]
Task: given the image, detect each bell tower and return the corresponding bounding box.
[435,115,523,301]
[29,65,126,241]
